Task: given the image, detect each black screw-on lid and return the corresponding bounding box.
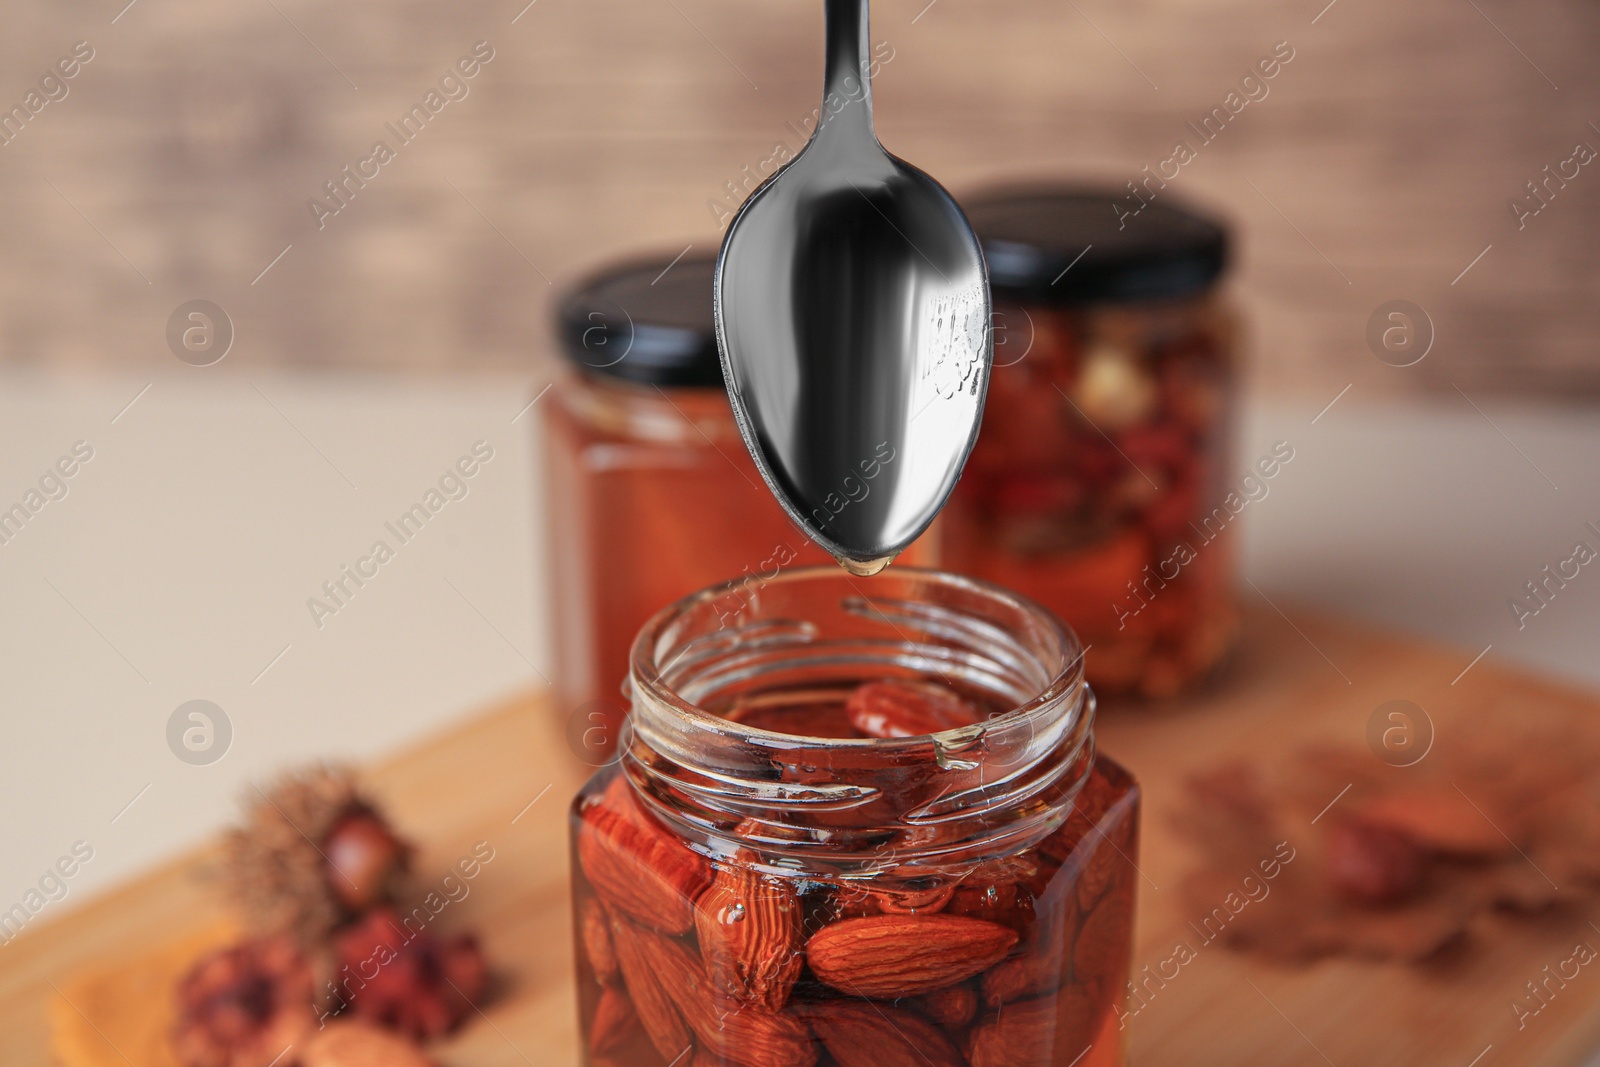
[555,253,723,387]
[963,184,1230,306]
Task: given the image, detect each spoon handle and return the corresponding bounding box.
[820,0,874,141]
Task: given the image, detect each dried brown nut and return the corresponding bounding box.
[799,999,967,1067]
[323,810,409,913]
[301,1019,439,1067]
[577,775,713,935]
[225,766,413,945]
[1326,819,1426,905]
[171,936,316,1067]
[589,985,641,1056]
[805,914,1018,999]
[626,919,817,1067]
[608,913,694,1062]
[695,865,805,1013]
[913,983,978,1029]
[844,681,984,739]
[582,898,619,985]
[967,988,1096,1067]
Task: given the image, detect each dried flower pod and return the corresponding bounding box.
[171,936,316,1067]
[330,908,487,1041]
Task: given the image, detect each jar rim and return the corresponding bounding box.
[623,565,1093,874]
[628,564,1085,751]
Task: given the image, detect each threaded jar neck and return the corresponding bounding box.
[623,566,1094,882]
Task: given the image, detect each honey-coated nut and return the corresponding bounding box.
[805,913,1018,999]
[582,898,619,985]
[844,681,984,739]
[629,919,817,1067]
[913,983,979,1029]
[589,985,640,1055]
[981,944,1063,1008]
[799,999,967,1067]
[695,864,805,1012]
[1072,889,1135,1001]
[608,912,693,1062]
[577,775,712,935]
[966,987,1096,1067]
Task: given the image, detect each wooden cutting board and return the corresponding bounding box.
[8,605,1600,1067]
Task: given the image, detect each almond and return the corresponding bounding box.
[1038,764,1119,864]
[695,864,805,1013]
[845,681,984,738]
[1074,819,1133,911]
[806,914,1018,999]
[632,921,817,1067]
[608,913,694,1062]
[967,988,1095,1067]
[577,775,712,935]
[1072,889,1134,998]
[981,946,1063,1007]
[582,898,620,985]
[589,985,640,1055]
[913,983,978,1029]
[948,880,1035,935]
[798,999,967,1067]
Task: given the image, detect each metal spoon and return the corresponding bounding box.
[714,0,991,576]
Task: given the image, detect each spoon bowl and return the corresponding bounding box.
[715,0,991,574]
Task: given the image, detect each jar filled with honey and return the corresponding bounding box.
[944,186,1240,699]
[571,566,1138,1067]
[542,252,935,760]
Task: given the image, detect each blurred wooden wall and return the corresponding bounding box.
[2,0,1598,399]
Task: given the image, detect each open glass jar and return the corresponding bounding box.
[944,186,1239,699]
[569,567,1139,1067]
[543,254,935,761]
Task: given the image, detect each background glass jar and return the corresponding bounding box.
[542,253,936,761]
[943,186,1240,699]
[569,567,1139,1067]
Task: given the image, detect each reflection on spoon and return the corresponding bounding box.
[715,0,992,575]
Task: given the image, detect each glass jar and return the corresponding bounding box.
[569,566,1139,1067]
[543,253,937,761]
[944,185,1240,699]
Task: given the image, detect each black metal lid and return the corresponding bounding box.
[555,252,723,387]
[963,184,1229,306]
